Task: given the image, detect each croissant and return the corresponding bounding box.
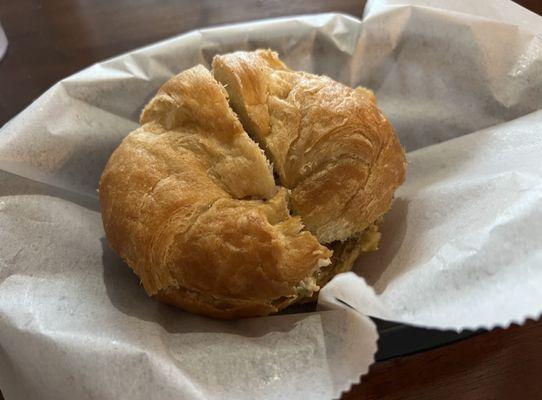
[99,51,406,319]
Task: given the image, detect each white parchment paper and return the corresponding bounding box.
[1,0,541,398]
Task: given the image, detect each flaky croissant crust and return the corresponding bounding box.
[99,51,406,319]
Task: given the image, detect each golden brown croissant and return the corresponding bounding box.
[213,50,405,243]
[99,51,406,319]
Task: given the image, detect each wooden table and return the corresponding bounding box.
[1,1,541,399]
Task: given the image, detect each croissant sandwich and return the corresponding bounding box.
[99,50,406,319]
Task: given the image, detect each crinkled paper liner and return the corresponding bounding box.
[1,1,542,399]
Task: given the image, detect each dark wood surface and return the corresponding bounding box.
[345,319,542,400]
[0,0,364,125]
[1,1,541,399]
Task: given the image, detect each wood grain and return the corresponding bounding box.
[0,0,364,125]
[344,319,542,400]
[0,1,541,400]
